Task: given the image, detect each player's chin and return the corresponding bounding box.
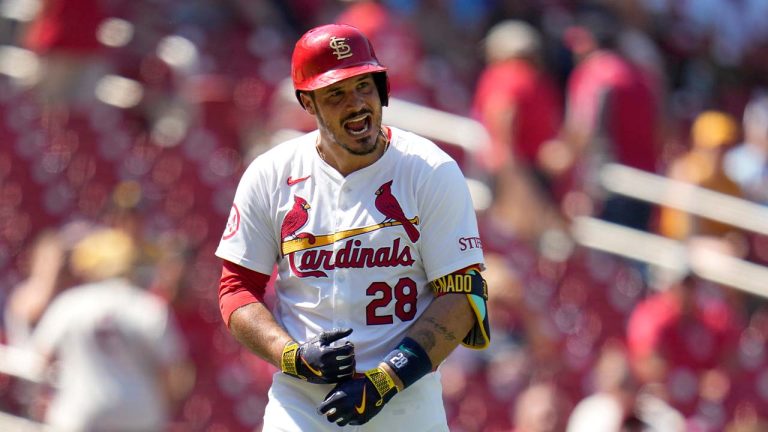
[341,131,377,155]
[347,138,378,156]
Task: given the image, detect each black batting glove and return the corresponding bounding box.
[281,328,355,384]
[318,366,399,426]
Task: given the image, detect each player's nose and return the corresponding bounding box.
[346,89,368,108]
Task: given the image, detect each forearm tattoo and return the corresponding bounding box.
[421,316,459,347]
[412,327,438,351]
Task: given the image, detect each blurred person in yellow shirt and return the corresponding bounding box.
[659,111,746,250]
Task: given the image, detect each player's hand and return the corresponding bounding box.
[318,366,399,426]
[281,328,355,384]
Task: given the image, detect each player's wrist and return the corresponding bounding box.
[364,365,400,400]
[377,362,404,392]
[280,329,356,383]
[280,340,300,376]
[382,337,432,390]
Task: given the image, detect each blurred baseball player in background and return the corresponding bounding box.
[31,228,190,431]
[215,24,490,431]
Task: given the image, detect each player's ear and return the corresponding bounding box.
[299,92,317,115]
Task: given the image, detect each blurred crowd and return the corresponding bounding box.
[1,0,768,431]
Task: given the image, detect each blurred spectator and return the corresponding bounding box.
[659,111,745,248]
[511,381,571,432]
[626,273,741,420]
[567,340,685,432]
[20,0,110,106]
[541,3,662,231]
[30,228,192,431]
[724,91,768,205]
[567,341,637,432]
[471,20,562,192]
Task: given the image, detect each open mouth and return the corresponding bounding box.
[343,113,371,136]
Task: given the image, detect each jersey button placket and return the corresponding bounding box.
[335,272,347,327]
[332,182,347,328]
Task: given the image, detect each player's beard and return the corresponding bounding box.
[318,108,382,156]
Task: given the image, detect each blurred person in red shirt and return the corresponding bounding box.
[20,0,110,106]
[472,19,562,193]
[627,272,741,418]
[540,3,662,232]
[22,0,104,53]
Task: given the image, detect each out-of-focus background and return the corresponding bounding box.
[1,0,768,431]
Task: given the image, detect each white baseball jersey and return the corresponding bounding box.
[216,126,484,430]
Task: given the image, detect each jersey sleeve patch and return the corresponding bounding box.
[222,203,241,240]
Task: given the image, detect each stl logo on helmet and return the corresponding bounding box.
[329,36,353,60]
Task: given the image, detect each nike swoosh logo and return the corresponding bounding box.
[355,386,366,414]
[301,356,323,377]
[287,175,311,186]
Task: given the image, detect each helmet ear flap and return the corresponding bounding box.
[373,72,389,107]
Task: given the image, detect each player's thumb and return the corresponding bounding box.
[320,328,353,345]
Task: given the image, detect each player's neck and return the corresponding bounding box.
[317,127,390,176]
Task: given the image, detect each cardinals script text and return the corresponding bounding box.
[288,238,415,278]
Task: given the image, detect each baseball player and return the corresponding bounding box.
[216,24,490,431]
[31,228,188,431]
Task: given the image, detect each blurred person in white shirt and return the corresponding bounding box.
[31,228,192,432]
[724,92,768,205]
[566,341,685,432]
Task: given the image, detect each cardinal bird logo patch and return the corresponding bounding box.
[375,180,420,242]
[280,195,314,241]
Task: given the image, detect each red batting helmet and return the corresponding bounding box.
[291,24,389,107]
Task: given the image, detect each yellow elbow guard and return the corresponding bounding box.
[431,268,490,349]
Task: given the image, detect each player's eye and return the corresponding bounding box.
[358,82,372,93]
[326,90,344,103]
